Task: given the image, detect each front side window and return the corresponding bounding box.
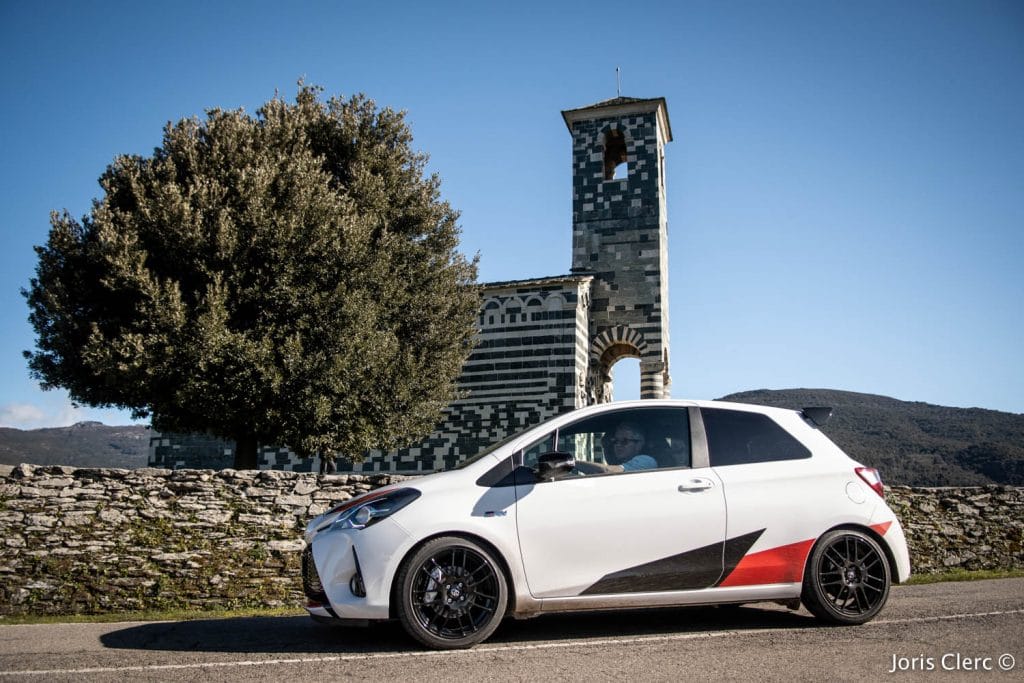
[521,432,556,468]
[521,407,691,476]
[702,408,811,467]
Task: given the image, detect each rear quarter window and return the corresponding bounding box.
[702,408,812,467]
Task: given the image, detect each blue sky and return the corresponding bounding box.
[1,0,1021,428]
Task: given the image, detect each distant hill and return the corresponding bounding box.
[721,389,1024,486]
[0,422,150,469]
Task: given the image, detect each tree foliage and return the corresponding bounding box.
[24,84,479,468]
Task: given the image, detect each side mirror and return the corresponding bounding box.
[534,451,576,480]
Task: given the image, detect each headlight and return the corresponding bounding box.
[330,488,421,531]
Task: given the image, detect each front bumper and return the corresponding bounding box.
[303,519,413,621]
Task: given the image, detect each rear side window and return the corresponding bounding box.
[702,408,811,467]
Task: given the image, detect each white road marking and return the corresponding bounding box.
[1,609,1021,677]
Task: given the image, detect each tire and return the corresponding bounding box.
[802,529,891,625]
[395,536,508,649]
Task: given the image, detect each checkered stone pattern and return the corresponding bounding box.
[261,446,314,471]
[149,435,325,472]
[568,101,671,400]
[349,275,593,473]
[149,433,235,470]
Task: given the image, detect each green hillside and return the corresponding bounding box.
[0,422,150,469]
[721,389,1024,486]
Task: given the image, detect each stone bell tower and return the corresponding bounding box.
[562,97,672,401]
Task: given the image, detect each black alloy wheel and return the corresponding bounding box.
[802,529,891,625]
[396,536,508,649]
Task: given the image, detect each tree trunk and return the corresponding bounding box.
[234,434,259,469]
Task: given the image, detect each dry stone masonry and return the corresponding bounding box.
[0,464,404,615]
[151,97,674,473]
[0,465,1020,617]
[886,485,1024,573]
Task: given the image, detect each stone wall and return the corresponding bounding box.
[0,464,1020,617]
[886,485,1023,573]
[0,464,406,616]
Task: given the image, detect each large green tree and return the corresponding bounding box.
[24,84,479,469]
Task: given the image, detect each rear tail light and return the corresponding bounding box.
[855,467,885,499]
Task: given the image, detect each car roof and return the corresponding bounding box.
[575,398,802,419]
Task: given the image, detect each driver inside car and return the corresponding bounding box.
[576,422,658,474]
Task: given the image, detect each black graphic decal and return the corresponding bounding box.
[580,529,765,595]
[715,529,766,586]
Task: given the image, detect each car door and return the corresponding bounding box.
[513,406,727,599]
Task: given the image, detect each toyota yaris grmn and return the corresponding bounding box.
[302,400,911,649]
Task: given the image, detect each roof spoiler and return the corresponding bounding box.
[802,406,833,427]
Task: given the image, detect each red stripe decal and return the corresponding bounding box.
[720,523,894,588]
[718,538,815,587]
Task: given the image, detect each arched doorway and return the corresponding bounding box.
[589,326,669,403]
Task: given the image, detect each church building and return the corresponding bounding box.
[149,96,673,472]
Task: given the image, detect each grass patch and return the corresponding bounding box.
[0,605,306,626]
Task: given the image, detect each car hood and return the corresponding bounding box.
[304,458,497,542]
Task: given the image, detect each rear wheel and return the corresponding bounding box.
[802,529,891,625]
[396,536,508,649]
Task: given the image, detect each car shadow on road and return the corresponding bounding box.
[99,615,404,655]
[99,604,817,654]
[491,604,817,645]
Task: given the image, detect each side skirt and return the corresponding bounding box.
[532,583,803,615]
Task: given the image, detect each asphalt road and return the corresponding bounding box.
[0,578,1021,682]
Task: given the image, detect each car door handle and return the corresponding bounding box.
[678,478,715,493]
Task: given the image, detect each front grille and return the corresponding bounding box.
[302,546,328,604]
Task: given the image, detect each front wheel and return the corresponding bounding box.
[395,536,508,649]
[802,529,891,625]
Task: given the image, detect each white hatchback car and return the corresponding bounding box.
[303,400,911,649]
